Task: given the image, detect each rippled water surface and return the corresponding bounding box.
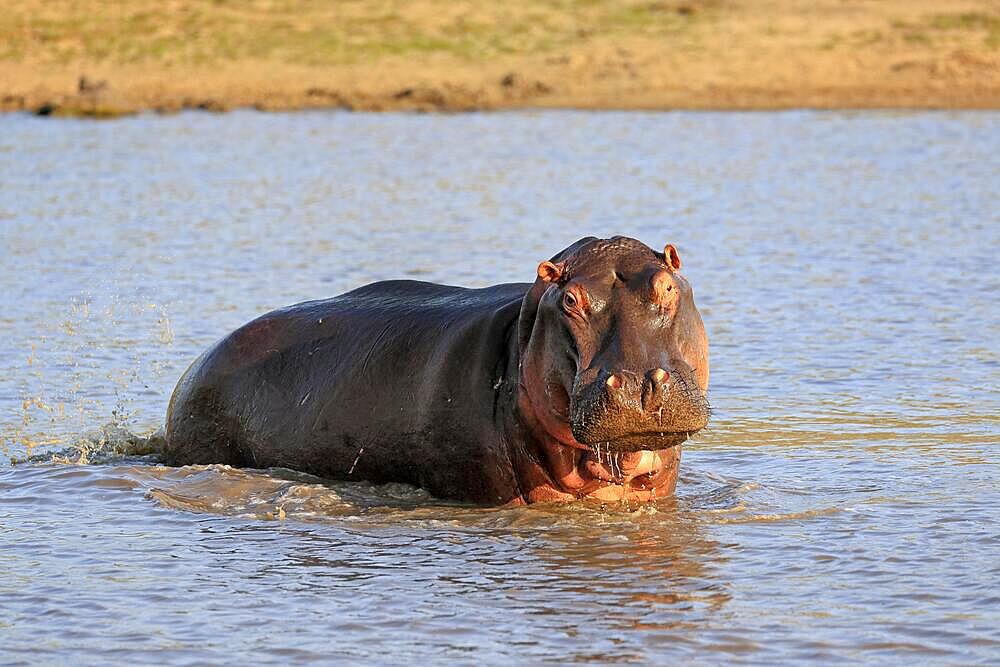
[1,110,998,664]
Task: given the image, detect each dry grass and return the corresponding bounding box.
[0,0,997,115]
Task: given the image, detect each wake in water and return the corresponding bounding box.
[3,419,828,526]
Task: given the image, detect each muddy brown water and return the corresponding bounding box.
[1,110,998,664]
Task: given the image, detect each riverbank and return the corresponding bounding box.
[2,0,998,115]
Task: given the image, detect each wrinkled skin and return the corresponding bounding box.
[164,236,710,505]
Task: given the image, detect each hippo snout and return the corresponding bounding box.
[569,365,709,452]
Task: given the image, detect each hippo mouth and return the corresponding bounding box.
[580,430,695,453]
[581,445,680,487]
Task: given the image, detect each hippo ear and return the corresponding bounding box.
[517,237,597,356]
[536,261,564,284]
[663,244,682,272]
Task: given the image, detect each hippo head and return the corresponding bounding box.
[517,236,710,466]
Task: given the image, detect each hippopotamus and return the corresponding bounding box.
[163,236,710,505]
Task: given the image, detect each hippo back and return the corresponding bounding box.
[164,280,528,501]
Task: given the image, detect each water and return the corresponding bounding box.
[1,110,998,664]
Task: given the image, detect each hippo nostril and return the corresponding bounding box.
[642,368,669,412]
[606,374,622,391]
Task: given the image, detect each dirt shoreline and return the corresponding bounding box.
[2,1,998,116]
[4,65,997,117]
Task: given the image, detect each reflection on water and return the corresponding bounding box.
[1,110,998,663]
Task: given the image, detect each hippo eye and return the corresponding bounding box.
[562,291,578,310]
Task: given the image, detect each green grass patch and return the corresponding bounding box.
[903,31,931,45]
[930,12,999,31]
[928,11,1000,48]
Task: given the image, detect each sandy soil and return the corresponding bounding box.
[1,0,998,115]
